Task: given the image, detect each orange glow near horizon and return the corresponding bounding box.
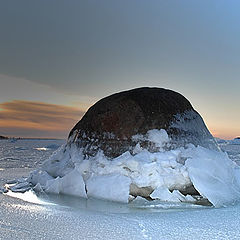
[207,123,239,140]
[0,99,238,140]
[0,100,84,138]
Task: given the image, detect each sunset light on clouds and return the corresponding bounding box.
[0,100,84,138]
[0,0,239,139]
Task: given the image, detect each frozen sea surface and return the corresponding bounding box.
[0,139,65,169]
[1,139,240,239]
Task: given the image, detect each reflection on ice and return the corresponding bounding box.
[6,190,53,206]
[41,193,211,213]
[35,147,48,151]
[6,190,211,214]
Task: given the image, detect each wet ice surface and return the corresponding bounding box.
[1,186,240,240]
[1,139,240,239]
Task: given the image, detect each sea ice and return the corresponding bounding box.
[230,138,240,145]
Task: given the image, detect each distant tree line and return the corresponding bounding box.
[0,135,8,139]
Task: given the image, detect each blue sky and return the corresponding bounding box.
[0,0,239,139]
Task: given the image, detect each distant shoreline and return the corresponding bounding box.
[0,135,64,141]
[15,138,65,140]
[0,135,9,140]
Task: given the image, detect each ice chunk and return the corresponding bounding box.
[186,146,240,207]
[131,196,149,203]
[171,190,187,201]
[150,187,180,202]
[45,177,61,194]
[45,169,87,198]
[33,183,44,193]
[86,174,131,203]
[147,129,169,147]
[41,145,75,178]
[185,194,196,202]
[28,170,54,186]
[60,169,87,198]
[150,187,196,202]
[10,182,31,193]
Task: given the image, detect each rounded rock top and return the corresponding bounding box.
[68,87,219,158]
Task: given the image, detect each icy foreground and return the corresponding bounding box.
[10,130,240,207]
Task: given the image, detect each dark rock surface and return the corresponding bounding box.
[68,87,219,158]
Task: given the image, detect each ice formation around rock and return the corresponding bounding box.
[8,129,240,207]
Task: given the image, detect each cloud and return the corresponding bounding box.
[0,74,95,111]
[0,100,85,138]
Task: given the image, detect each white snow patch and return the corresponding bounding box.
[147,129,169,147]
[132,129,170,149]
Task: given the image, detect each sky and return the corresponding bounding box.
[0,0,239,139]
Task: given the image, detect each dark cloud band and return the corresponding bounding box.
[0,100,84,138]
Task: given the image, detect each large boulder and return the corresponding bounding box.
[68,87,219,158]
